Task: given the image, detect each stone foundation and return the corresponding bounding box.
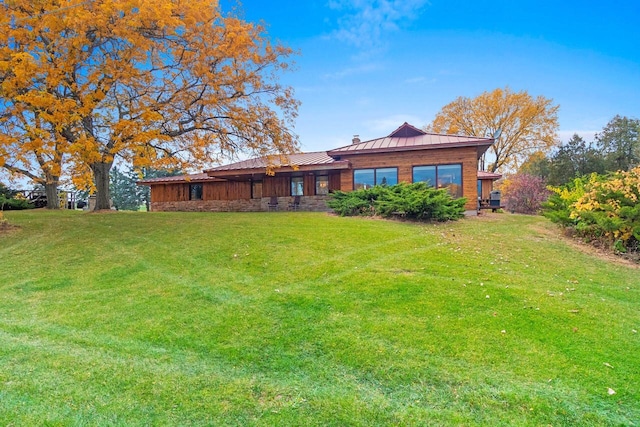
[151,196,332,212]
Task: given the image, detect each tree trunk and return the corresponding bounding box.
[45,179,60,209]
[91,161,113,211]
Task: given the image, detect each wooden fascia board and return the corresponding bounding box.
[137,177,223,186]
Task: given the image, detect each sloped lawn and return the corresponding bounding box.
[0,210,638,426]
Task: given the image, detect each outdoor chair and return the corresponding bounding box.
[268,196,279,211]
[288,195,301,211]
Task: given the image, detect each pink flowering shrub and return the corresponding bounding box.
[501,174,551,214]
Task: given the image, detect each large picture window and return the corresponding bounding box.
[354,168,397,190]
[291,177,304,196]
[354,169,375,190]
[376,167,398,186]
[413,164,462,198]
[412,166,436,187]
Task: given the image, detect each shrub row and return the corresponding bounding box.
[543,167,640,253]
[327,182,467,222]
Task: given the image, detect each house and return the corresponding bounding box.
[139,122,501,214]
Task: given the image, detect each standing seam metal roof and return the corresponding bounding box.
[205,151,340,172]
[328,133,494,155]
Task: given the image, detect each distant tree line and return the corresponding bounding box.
[520,115,639,185]
[499,115,639,216]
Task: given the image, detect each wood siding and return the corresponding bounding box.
[338,147,479,209]
[148,148,482,210]
[263,176,290,197]
[150,183,190,203]
[150,181,250,203]
[328,172,341,192]
[303,175,315,196]
[480,179,494,200]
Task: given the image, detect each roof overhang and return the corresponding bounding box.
[206,160,350,179]
[137,175,226,186]
[477,171,503,181]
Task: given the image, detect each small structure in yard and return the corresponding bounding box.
[477,171,504,212]
[20,190,80,209]
[138,122,502,215]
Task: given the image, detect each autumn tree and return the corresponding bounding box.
[0,0,299,210]
[428,87,559,173]
[0,37,73,209]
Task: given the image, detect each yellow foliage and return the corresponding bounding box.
[568,167,640,244]
[0,0,299,201]
[428,87,559,173]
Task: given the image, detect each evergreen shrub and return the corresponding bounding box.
[328,182,466,222]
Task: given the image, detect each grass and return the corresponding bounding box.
[0,209,638,426]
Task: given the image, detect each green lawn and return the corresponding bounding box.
[0,210,638,426]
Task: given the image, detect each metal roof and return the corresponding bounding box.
[139,123,496,184]
[328,133,494,155]
[206,151,338,172]
[138,172,222,185]
[477,171,503,180]
[328,122,494,156]
[204,151,350,177]
[388,122,427,138]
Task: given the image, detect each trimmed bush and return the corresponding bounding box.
[328,182,467,221]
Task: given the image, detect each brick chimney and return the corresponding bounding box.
[352,135,361,144]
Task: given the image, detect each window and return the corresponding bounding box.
[376,167,398,186]
[438,164,462,198]
[291,177,304,196]
[189,183,203,200]
[412,166,436,187]
[413,164,462,198]
[316,175,329,195]
[354,169,375,190]
[354,168,398,190]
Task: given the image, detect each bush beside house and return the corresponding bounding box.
[328,182,467,221]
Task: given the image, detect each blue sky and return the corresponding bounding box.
[221,0,640,152]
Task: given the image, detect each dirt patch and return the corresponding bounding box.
[0,222,21,235]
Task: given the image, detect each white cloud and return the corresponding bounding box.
[326,0,430,50]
